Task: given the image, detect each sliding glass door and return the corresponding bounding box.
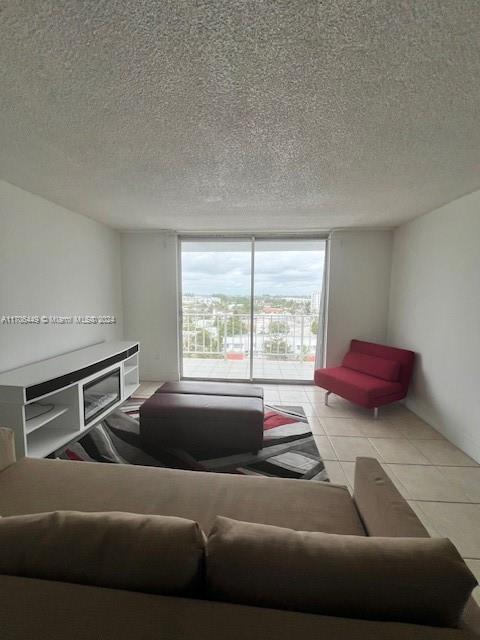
[252,239,326,381]
[181,239,252,380]
[180,237,326,382]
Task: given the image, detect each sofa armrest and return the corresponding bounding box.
[353,457,429,537]
[0,428,16,472]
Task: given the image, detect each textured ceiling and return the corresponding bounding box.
[0,1,480,232]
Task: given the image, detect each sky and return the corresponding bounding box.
[182,248,325,296]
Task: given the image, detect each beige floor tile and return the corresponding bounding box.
[339,461,356,487]
[308,417,326,435]
[301,403,319,418]
[387,420,445,440]
[304,387,326,398]
[357,419,406,439]
[262,389,281,401]
[277,391,309,403]
[464,560,480,605]
[415,502,480,558]
[384,408,443,435]
[411,439,478,466]
[311,401,366,419]
[321,418,364,437]
[310,404,348,418]
[386,411,431,426]
[310,393,363,412]
[369,438,431,464]
[385,464,473,502]
[323,460,351,490]
[406,501,442,537]
[313,435,337,460]
[329,436,382,462]
[379,403,412,418]
[379,463,412,496]
[436,466,480,502]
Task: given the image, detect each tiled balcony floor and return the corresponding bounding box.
[182,357,314,381]
[136,380,480,604]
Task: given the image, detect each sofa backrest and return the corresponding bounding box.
[349,339,415,391]
[342,351,400,382]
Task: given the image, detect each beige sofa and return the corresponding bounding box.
[0,427,478,639]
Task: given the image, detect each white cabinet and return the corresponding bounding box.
[0,341,139,458]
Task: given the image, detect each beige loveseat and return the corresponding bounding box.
[0,427,478,639]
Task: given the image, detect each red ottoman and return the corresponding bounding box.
[140,391,264,459]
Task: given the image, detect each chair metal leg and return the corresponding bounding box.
[325,391,331,406]
[373,407,379,420]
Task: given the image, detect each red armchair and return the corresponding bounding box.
[314,339,415,418]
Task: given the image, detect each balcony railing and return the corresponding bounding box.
[182,313,317,362]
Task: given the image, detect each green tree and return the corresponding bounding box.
[311,318,319,336]
[263,338,292,360]
[269,320,289,335]
[215,315,249,337]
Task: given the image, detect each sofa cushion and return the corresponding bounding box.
[343,351,400,382]
[0,575,475,640]
[315,366,403,406]
[206,517,477,628]
[0,511,205,595]
[349,339,415,391]
[0,457,366,536]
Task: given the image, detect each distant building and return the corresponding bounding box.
[282,296,310,303]
[183,295,221,306]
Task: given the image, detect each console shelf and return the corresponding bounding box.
[124,364,138,376]
[123,353,139,399]
[124,382,139,398]
[25,405,69,434]
[27,425,79,459]
[0,341,139,459]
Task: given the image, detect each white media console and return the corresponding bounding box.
[0,341,139,459]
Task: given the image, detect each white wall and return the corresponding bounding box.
[388,191,480,462]
[325,229,393,365]
[121,232,179,382]
[0,180,123,372]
